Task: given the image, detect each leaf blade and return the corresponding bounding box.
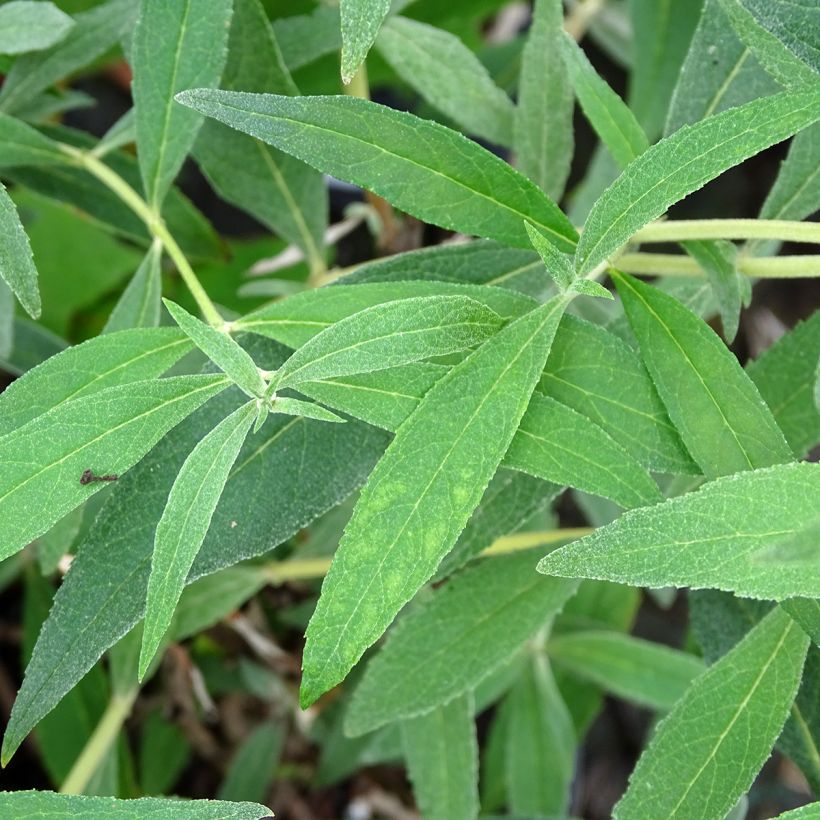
[0,181,41,318]
[103,242,164,334]
[340,0,390,84]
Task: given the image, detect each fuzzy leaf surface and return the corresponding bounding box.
[0,182,40,318]
[539,462,820,599]
[176,90,578,251]
[576,88,820,274]
[300,296,571,706]
[613,272,791,478]
[133,0,233,208]
[0,113,70,167]
[613,607,809,820]
[103,243,164,334]
[340,0,389,84]
[401,693,479,820]
[140,402,256,678]
[274,295,503,388]
[345,549,578,736]
[0,1,74,55]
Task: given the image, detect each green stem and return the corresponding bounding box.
[59,689,138,795]
[632,219,820,246]
[57,142,223,327]
[616,251,820,279]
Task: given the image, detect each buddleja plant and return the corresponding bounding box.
[0,0,818,817]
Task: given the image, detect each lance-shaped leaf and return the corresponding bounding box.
[376,16,514,147]
[613,607,809,820]
[539,462,820,600]
[0,0,136,115]
[2,340,389,766]
[345,549,579,736]
[0,791,270,819]
[237,281,533,347]
[772,806,820,820]
[176,90,579,252]
[718,0,818,85]
[0,113,71,168]
[301,294,572,707]
[103,242,163,334]
[560,33,649,170]
[506,394,661,509]
[218,721,285,804]
[270,396,345,424]
[612,272,791,478]
[0,1,74,55]
[165,299,266,398]
[274,295,503,389]
[783,599,820,647]
[524,221,574,289]
[401,693,479,820]
[140,402,256,679]
[0,182,40,318]
[0,327,192,436]
[548,631,706,711]
[340,0,389,84]
[133,0,233,209]
[505,654,574,817]
[514,0,573,200]
[576,88,820,275]
[0,374,228,563]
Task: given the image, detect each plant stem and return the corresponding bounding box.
[57,142,223,327]
[261,527,593,584]
[59,688,138,795]
[632,219,820,246]
[616,251,820,279]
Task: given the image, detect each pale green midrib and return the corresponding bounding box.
[200,98,577,248]
[665,618,797,817]
[145,0,193,209]
[314,298,569,686]
[703,49,751,122]
[619,275,759,471]
[279,314,500,385]
[4,412,302,752]
[0,336,190,437]
[580,95,818,270]
[254,138,324,272]
[0,377,228,508]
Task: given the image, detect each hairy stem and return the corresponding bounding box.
[632,219,820,246]
[57,142,223,327]
[616,251,820,279]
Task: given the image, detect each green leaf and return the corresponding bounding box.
[0,0,137,116]
[3,338,388,765]
[345,549,578,736]
[506,394,661,508]
[273,295,504,389]
[0,181,41,318]
[613,606,809,820]
[401,692,479,820]
[771,805,820,819]
[376,16,513,146]
[612,272,791,477]
[139,709,190,796]
[627,0,704,140]
[505,654,574,817]
[274,5,341,73]
[270,396,345,424]
[0,327,191,437]
[571,278,614,300]
[681,239,745,342]
[548,631,705,711]
[783,599,820,647]
[133,0,233,209]
[747,312,820,457]
[175,90,579,252]
[95,109,136,158]
[524,220,574,289]
[665,0,782,135]
[539,462,820,600]
[514,0,573,199]
[0,374,228,565]
[300,294,571,707]
[340,0,390,84]
[0,791,270,819]
[103,242,164,334]
[165,300,266,398]
[140,402,256,679]
[0,1,74,55]
[218,721,284,803]
[718,0,818,85]
[560,34,649,170]
[0,315,65,376]
[0,112,71,167]
[237,281,534,347]
[576,88,820,275]
[0,278,12,361]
